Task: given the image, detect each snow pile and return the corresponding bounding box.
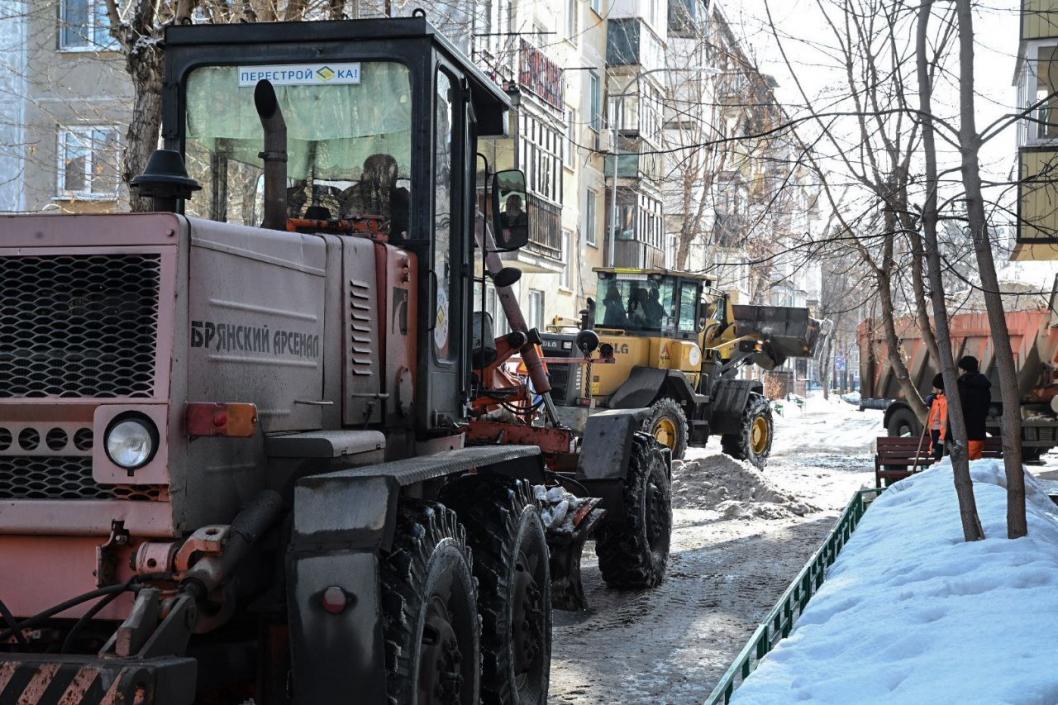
[729,460,1058,705]
[671,454,818,519]
[534,484,593,533]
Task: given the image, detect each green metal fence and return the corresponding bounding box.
[704,487,884,705]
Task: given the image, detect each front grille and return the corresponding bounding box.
[0,457,164,501]
[540,334,581,405]
[0,254,161,398]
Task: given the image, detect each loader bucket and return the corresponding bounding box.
[732,304,824,370]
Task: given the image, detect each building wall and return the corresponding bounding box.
[5,1,131,215]
[0,1,28,212]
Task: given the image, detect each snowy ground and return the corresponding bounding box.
[548,395,884,705]
[729,459,1058,705]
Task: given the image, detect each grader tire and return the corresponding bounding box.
[645,397,689,460]
[441,476,551,705]
[721,395,773,470]
[595,436,672,589]
[380,501,480,705]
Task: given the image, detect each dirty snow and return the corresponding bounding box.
[549,394,882,705]
[730,459,1058,705]
[671,454,818,519]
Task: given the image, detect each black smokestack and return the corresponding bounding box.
[254,80,288,231]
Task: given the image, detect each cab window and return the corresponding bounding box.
[184,62,412,229]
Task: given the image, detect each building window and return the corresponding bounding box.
[528,289,545,330]
[519,113,563,204]
[1029,44,1058,141]
[564,107,576,167]
[591,0,603,15]
[561,230,573,289]
[473,281,508,335]
[566,0,579,39]
[59,0,116,51]
[56,126,120,199]
[588,71,602,132]
[585,189,597,246]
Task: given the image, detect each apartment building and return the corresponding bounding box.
[1015,0,1058,260]
[2,0,814,342]
[0,0,130,214]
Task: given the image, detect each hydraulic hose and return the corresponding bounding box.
[182,489,285,600]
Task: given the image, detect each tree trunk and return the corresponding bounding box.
[955,0,1027,538]
[906,221,942,364]
[124,47,164,212]
[917,0,984,541]
[876,217,928,422]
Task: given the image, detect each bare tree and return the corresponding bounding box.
[764,0,933,423]
[954,0,1026,537]
[915,0,983,541]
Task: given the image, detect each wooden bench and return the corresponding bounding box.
[874,436,1003,488]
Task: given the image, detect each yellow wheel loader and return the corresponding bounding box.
[542,268,826,467]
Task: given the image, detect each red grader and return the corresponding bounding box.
[0,17,671,705]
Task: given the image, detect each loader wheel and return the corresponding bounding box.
[646,397,689,460]
[721,395,773,469]
[595,435,672,589]
[441,475,551,705]
[381,501,480,705]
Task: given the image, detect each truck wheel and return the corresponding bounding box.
[441,476,551,705]
[646,397,689,460]
[721,395,773,469]
[381,501,480,705]
[886,406,919,437]
[596,436,672,589]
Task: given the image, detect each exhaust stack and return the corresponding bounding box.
[254,80,288,231]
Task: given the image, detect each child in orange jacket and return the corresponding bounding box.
[926,373,948,460]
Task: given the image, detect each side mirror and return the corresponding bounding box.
[491,169,530,251]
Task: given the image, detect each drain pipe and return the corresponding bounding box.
[254,79,288,231]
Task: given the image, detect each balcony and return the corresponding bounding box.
[668,0,708,38]
[712,210,749,248]
[526,196,562,259]
[501,194,564,274]
[606,19,664,72]
[604,153,641,179]
[1014,147,1058,260]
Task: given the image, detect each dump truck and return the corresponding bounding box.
[859,307,1058,459]
[541,267,825,466]
[0,18,671,705]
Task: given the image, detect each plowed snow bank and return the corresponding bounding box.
[730,460,1058,704]
[672,454,819,518]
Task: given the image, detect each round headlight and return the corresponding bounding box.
[105,416,157,470]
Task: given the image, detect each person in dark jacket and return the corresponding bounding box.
[957,355,992,460]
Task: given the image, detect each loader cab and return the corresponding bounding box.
[161,18,519,435]
[594,268,708,342]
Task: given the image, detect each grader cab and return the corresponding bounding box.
[543,267,825,466]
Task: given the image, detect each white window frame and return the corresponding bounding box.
[1018,40,1058,148]
[565,0,579,40]
[56,125,121,200]
[585,189,598,247]
[58,0,118,52]
[560,229,573,290]
[563,107,576,168]
[528,289,546,330]
[588,71,602,132]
